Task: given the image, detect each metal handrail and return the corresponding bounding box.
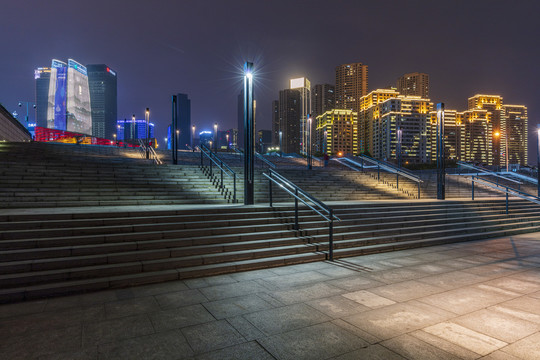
[148,146,162,165]
[263,168,340,260]
[337,156,423,198]
[199,144,236,203]
[470,175,540,214]
[231,145,277,168]
[458,161,523,186]
[137,139,146,159]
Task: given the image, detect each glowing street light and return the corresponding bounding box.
[145,108,150,159]
[243,61,255,205]
[307,116,312,170]
[279,130,283,157]
[436,103,445,200]
[192,125,196,149]
[214,122,218,152]
[537,126,540,197]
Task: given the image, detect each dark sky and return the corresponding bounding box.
[1,0,539,158]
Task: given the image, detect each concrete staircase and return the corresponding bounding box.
[1,199,540,303]
[0,142,230,208]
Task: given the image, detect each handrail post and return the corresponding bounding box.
[472,178,475,200]
[200,150,203,166]
[396,173,399,191]
[377,165,380,181]
[418,182,420,199]
[329,208,334,261]
[233,173,237,203]
[269,171,273,207]
[506,189,509,214]
[220,160,224,190]
[294,188,299,230]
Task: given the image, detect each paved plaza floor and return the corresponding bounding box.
[1,232,540,359]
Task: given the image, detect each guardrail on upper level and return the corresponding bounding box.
[137,139,162,164]
[199,144,237,203]
[263,168,340,260]
[457,161,523,189]
[470,175,540,214]
[333,155,423,198]
[231,146,276,168]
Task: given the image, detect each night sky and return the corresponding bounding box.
[1,0,539,159]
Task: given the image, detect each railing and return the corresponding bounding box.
[148,146,162,165]
[336,155,423,198]
[263,168,341,260]
[137,139,162,164]
[470,175,540,214]
[199,144,237,203]
[231,146,276,168]
[137,139,146,159]
[458,161,523,189]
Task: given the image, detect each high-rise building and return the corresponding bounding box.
[312,84,335,118]
[174,93,191,149]
[87,64,117,140]
[397,72,430,98]
[335,62,368,112]
[117,118,154,141]
[503,104,528,166]
[237,90,244,148]
[46,59,92,135]
[257,130,273,153]
[428,109,460,162]
[468,94,503,166]
[278,89,301,154]
[290,77,311,154]
[34,67,51,128]
[457,109,493,165]
[316,109,358,156]
[358,88,400,154]
[376,96,432,164]
[271,100,279,146]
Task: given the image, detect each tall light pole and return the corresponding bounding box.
[18,101,36,135]
[226,133,230,151]
[307,115,312,170]
[192,125,196,149]
[244,61,255,205]
[436,103,445,200]
[505,126,509,172]
[176,129,180,161]
[537,125,540,197]
[279,130,283,157]
[131,114,136,144]
[397,126,402,168]
[172,95,178,164]
[145,108,150,159]
[214,122,218,152]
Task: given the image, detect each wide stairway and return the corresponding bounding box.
[0,142,230,208]
[2,199,540,302]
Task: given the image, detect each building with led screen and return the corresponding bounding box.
[116,119,154,141]
[46,59,92,135]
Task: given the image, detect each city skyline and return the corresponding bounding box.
[1,1,538,158]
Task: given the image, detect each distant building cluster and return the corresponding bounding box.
[35,59,117,140]
[271,63,528,166]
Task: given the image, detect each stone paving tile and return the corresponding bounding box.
[195,341,274,360]
[423,322,507,356]
[366,266,431,284]
[325,274,386,291]
[342,301,453,340]
[305,295,370,319]
[198,280,269,301]
[0,298,47,319]
[82,314,155,347]
[0,304,104,338]
[410,329,481,360]
[154,288,209,310]
[0,324,82,359]
[229,268,280,281]
[243,303,331,336]
[482,277,540,294]
[259,270,333,289]
[381,333,463,360]
[225,315,265,341]
[115,280,189,298]
[405,262,455,275]
[184,274,238,289]
[331,318,381,345]
[203,294,275,319]
[501,332,540,359]
[479,350,522,360]
[332,344,405,360]
[38,347,97,360]
[417,270,487,290]
[462,263,525,279]
[506,269,540,284]
[181,319,245,354]
[418,284,519,315]
[453,309,539,343]
[313,264,364,278]
[368,280,445,302]
[104,296,160,319]
[489,296,540,323]
[342,290,396,309]
[258,321,367,360]
[149,303,215,332]
[379,255,427,267]
[268,282,344,305]
[97,329,194,359]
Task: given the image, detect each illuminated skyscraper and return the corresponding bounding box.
[271,100,279,146]
[503,104,528,166]
[312,84,335,118]
[278,89,301,154]
[46,59,92,135]
[428,109,460,162]
[468,95,503,166]
[87,64,117,140]
[174,93,191,149]
[117,119,154,141]
[34,67,51,128]
[335,62,368,112]
[397,72,430,98]
[458,109,493,165]
[316,109,358,156]
[290,77,311,154]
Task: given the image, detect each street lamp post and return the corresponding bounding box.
[226,133,229,151]
[397,126,402,168]
[176,130,180,161]
[192,125,196,150]
[214,122,218,152]
[279,130,283,157]
[307,116,312,170]
[537,126,540,197]
[436,103,445,200]
[145,108,150,159]
[243,61,255,205]
[172,95,178,164]
[505,127,509,173]
[18,101,36,136]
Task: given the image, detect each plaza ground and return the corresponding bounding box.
[1,231,540,359]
